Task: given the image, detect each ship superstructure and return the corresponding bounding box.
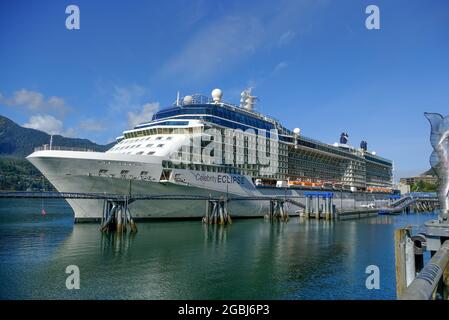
[27,89,393,220]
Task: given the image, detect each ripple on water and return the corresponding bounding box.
[0,199,439,299]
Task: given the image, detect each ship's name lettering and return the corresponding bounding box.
[194,174,244,185]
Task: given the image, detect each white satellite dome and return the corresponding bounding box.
[211,88,223,103]
[372,151,376,155]
[293,128,301,135]
[183,95,193,104]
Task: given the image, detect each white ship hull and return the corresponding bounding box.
[27,150,301,221]
[27,150,392,221]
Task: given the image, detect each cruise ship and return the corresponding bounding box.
[27,89,393,221]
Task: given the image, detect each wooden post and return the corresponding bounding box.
[305,196,310,219]
[225,199,232,224]
[395,227,416,298]
[395,228,407,298]
[325,197,331,220]
[280,200,288,222]
[101,200,106,226]
[204,198,231,225]
[126,207,137,233]
[314,196,319,219]
[329,197,335,219]
[116,204,122,233]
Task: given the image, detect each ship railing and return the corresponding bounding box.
[34,145,96,152]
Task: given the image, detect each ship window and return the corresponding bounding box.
[146,143,154,148]
[156,136,162,140]
[147,151,155,155]
[166,136,172,140]
[136,151,144,155]
[135,144,141,148]
[157,144,164,148]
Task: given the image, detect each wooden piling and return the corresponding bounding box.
[314,197,320,220]
[305,197,310,219]
[126,206,137,233]
[100,199,137,234]
[116,206,122,233]
[325,197,331,220]
[203,198,232,225]
[395,228,408,298]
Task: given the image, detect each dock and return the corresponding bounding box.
[337,208,379,220]
[395,227,449,300]
[0,191,440,231]
[0,191,310,231]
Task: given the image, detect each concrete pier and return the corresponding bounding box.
[304,191,334,220]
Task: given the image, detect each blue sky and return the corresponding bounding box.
[1,0,448,179]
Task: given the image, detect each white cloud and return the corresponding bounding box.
[0,89,70,114]
[278,30,296,46]
[13,89,44,110]
[160,0,323,81]
[127,102,160,128]
[162,15,264,80]
[47,96,66,109]
[23,114,75,137]
[274,61,288,73]
[79,119,106,132]
[109,84,148,112]
[23,115,63,134]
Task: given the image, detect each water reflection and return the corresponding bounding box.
[0,199,440,299]
[100,232,137,256]
[203,224,230,247]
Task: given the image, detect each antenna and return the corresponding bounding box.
[240,88,257,111]
[176,91,180,106]
[49,135,53,150]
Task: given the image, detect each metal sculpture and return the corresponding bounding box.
[424,112,449,223]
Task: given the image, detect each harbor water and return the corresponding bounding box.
[0,199,436,300]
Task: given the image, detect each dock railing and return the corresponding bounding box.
[400,240,449,300]
[395,227,449,300]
